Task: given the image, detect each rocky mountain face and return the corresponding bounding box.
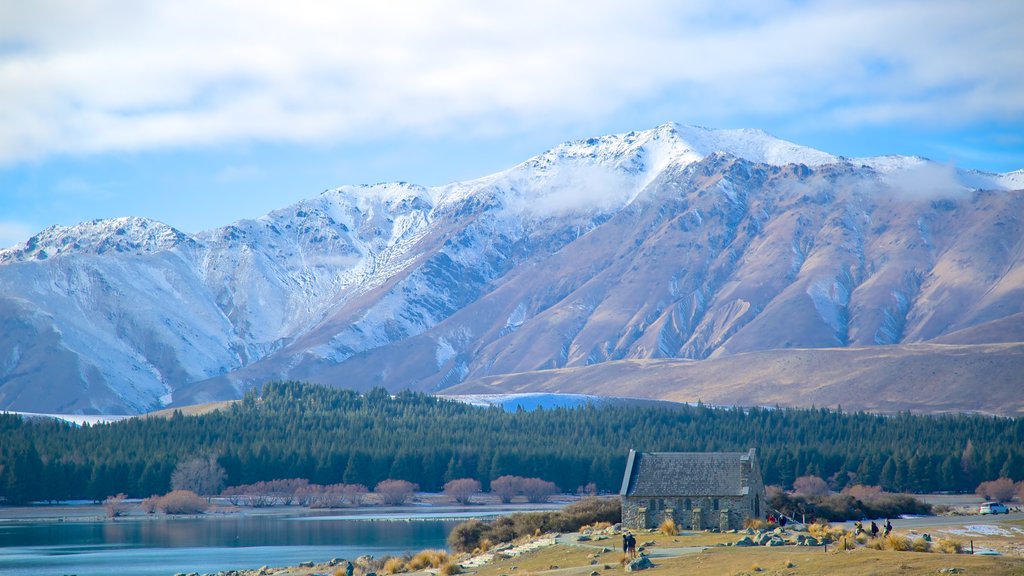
[1,123,1021,414]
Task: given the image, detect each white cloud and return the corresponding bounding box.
[884,161,970,199]
[0,0,1021,164]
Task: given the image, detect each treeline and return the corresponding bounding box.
[1,381,1022,504]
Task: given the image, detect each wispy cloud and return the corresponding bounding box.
[0,0,1021,165]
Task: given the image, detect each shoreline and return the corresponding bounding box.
[0,499,570,525]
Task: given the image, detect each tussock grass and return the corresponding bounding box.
[438,561,462,576]
[808,520,847,542]
[885,534,913,552]
[382,556,406,574]
[658,518,678,535]
[744,518,769,530]
[835,534,857,551]
[406,549,450,570]
[936,538,964,554]
[911,537,931,552]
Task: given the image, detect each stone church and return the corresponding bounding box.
[619,448,765,531]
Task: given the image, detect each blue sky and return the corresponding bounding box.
[2,0,1023,247]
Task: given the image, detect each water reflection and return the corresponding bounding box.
[0,515,456,576]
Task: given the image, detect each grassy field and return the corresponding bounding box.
[463,527,1024,576]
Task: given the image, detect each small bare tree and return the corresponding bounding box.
[171,455,227,502]
[443,478,481,505]
[519,478,558,503]
[375,479,418,505]
[103,493,129,518]
[976,478,1016,502]
[793,475,830,497]
[491,475,522,503]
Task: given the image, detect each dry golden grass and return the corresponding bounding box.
[406,549,449,570]
[744,518,770,530]
[381,556,406,574]
[470,543,599,576]
[807,520,834,540]
[454,343,1024,416]
[936,537,964,554]
[911,537,932,552]
[580,520,612,531]
[143,400,238,418]
[437,561,461,576]
[658,518,678,535]
[656,545,1022,575]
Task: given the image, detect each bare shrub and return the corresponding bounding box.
[519,478,558,503]
[447,518,485,552]
[556,497,621,531]
[154,490,208,514]
[447,497,620,553]
[221,478,312,507]
[577,482,598,497]
[140,496,158,514]
[443,478,481,505]
[491,475,521,503]
[103,493,129,518]
[976,478,1016,502]
[375,479,418,505]
[793,475,830,497]
[301,483,369,508]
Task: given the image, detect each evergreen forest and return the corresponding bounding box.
[1,381,1022,504]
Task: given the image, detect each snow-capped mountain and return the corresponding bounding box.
[1,122,1022,415]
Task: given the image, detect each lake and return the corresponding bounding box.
[0,513,461,576]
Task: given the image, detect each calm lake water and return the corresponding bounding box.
[0,513,460,576]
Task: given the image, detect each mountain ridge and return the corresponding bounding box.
[1,123,1021,415]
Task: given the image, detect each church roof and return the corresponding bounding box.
[619,449,757,497]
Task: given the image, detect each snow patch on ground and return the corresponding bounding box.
[941,525,1024,537]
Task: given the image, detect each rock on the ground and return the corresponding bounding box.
[625,555,655,572]
[735,536,756,546]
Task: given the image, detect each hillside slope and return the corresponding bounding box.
[1,123,1021,414]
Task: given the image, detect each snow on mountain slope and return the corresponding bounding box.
[1,122,1022,414]
[0,217,191,264]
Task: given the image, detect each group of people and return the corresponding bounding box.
[621,532,638,558]
[765,513,787,527]
[854,519,893,538]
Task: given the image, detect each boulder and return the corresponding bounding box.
[767,536,786,547]
[625,556,655,572]
[735,536,756,547]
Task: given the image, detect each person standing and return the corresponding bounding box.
[870,521,879,538]
[622,532,630,555]
[345,560,354,576]
[884,519,893,536]
[627,532,637,558]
